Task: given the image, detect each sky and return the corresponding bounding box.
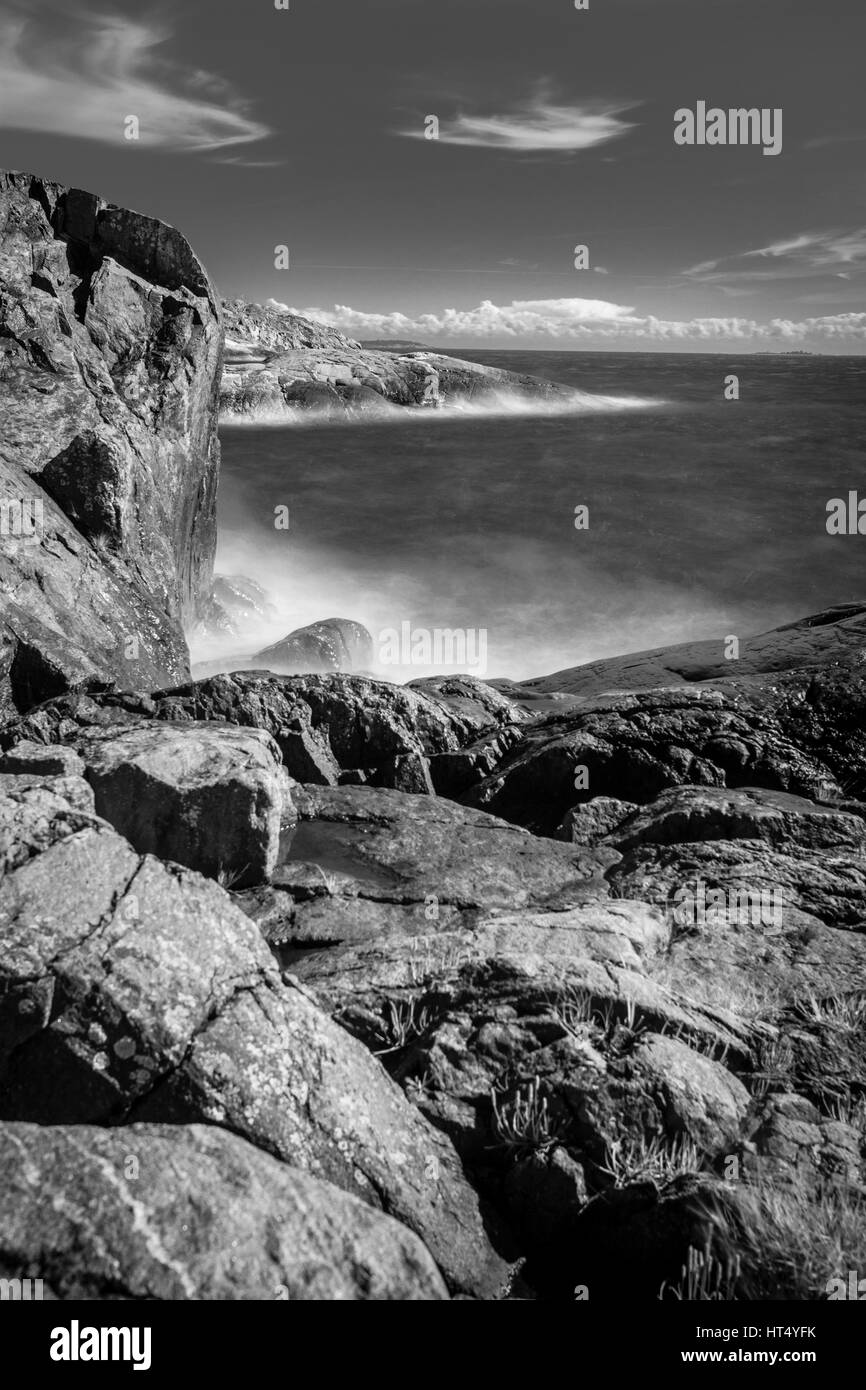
[2,0,866,350]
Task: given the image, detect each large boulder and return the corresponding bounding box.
[0,1121,449,1300]
[0,170,222,713]
[78,722,291,886]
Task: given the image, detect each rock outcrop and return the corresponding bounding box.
[79,722,291,886]
[193,574,278,643]
[220,302,579,418]
[238,782,618,951]
[0,171,222,713]
[222,298,359,357]
[518,603,866,698]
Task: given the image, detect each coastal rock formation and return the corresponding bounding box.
[150,671,508,789]
[2,608,865,1297]
[219,302,579,418]
[0,171,222,711]
[222,298,359,357]
[462,652,866,836]
[2,669,530,798]
[238,781,618,950]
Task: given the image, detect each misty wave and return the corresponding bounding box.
[219,388,665,428]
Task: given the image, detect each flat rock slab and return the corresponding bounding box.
[520,604,866,696]
[0,1121,449,1300]
[238,783,620,948]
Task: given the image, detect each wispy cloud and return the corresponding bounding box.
[683,230,866,283]
[288,296,866,346]
[398,91,637,153]
[0,6,271,153]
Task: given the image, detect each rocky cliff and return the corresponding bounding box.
[0,171,222,715]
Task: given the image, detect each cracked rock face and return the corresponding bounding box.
[0,171,222,713]
[0,1122,449,1300]
[0,776,511,1297]
[461,679,863,836]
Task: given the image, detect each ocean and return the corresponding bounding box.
[209,351,866,684]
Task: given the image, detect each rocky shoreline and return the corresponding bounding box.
[1,174,864,1300]
[220,298,580,418]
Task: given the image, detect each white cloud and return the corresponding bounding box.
[288,296,866,346]
[398,95,637,153]
[0,8,270,152]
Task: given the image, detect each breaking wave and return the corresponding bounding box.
[219,387,665,428]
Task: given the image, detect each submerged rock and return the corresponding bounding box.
[252,619,374,674]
